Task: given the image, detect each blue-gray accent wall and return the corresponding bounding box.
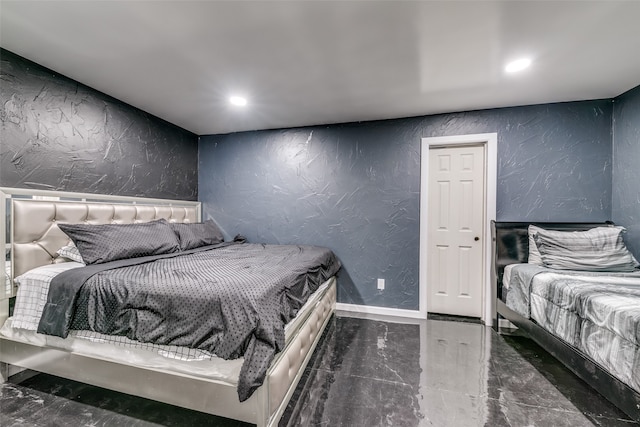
[4,48,632,311]
[199,100,613,310]
[613,85,640,258]
[0,49,198,200]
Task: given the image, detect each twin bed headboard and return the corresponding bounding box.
[1,188,201,300]
[491,221,613,298]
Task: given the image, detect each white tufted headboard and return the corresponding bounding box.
[12,200,199,278]
[1,188,201,301]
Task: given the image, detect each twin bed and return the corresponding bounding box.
[0,188,340,426]
[492,221,640,421]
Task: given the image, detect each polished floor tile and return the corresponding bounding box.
[1,316,637,426]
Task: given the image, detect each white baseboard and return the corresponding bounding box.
[335,303,501,327]
[336,303,425,321]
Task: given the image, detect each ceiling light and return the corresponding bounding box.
[229,96,247,106]
[505,58,531,73]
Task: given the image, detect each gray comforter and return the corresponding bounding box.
[505,264,640,393]
[38,242,341,401]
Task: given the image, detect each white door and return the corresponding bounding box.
[427,145,485,317]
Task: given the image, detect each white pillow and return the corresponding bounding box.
[56,245,85,264]
[527,225,544,265]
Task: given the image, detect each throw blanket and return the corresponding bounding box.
[38,243,341,401]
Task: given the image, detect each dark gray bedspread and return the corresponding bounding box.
[38,243,341,401]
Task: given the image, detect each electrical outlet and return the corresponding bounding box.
[377,278,385,290]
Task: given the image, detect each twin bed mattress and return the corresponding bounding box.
[504,264,640,393]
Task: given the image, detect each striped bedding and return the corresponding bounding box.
[506,265,640,393]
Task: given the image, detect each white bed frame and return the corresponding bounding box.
[0,188,336,427]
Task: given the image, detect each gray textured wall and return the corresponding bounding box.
[613,85,640,258]
[0,49,198,200]
[199,100,613,310]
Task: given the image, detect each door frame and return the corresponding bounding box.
[419,133,497,325]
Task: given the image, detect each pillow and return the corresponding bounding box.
[58,219,180,265]
[527,225,544,265]
[56,245,85,264]
[534,226,640,272]
[170,220,224,251]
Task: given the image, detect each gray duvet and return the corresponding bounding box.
[506,265,640,393]
[38,243,341,401]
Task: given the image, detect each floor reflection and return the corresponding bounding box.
[281,315,636,427]
[1,315,635,426]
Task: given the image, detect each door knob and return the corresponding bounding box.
[474,236,480,241]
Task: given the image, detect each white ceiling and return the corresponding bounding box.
[1,1,640,135]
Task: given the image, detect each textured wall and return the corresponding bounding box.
[612,85,640,258]
[0,49,198,200]
[421,102,613,222]
[199,100,613,310]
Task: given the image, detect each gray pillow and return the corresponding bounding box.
[170,220,224,251]
[534,226,640,272]
[58,219,180,265]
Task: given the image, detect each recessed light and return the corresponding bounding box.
[505,58,531,73]
[229,96,247,106]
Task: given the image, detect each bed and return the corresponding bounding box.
[0,188,340,427]
[492,221,640,422]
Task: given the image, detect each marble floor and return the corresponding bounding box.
[1,315,637,426]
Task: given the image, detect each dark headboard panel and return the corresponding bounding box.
[491,221,614,299]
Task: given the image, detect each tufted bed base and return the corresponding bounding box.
[0,188,336,427]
